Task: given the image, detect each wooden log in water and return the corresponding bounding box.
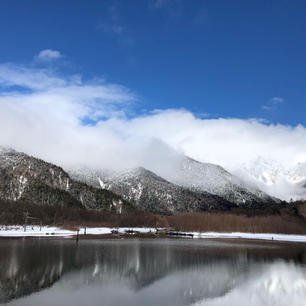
[167,231,194,238]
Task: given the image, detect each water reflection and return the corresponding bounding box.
[0,239,305,306]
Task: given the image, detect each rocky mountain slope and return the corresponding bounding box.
[0,147,132,213]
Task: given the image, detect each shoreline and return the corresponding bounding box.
[0,225,305,243]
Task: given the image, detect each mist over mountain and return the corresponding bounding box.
[149,156,275,204]
[68,152,276,209]
[1,137,304,210]
[0,146,282,214]
[0,147,237,214]
[0,63,305,202]
[66,140,304,203]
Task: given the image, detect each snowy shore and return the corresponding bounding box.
[0,225,154,237]
[0,225,305,243]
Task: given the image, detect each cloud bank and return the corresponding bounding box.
[0,62,305,200]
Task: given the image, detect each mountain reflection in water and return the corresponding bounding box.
[0,238,305,306]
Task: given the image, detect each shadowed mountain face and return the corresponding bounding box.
[0,147,132,212]
[0,239,305,305]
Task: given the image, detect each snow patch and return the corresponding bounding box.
[0,225,156,237]
[97,176,107,189]
[0,226,305,242]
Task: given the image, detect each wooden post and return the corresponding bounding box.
[23,212,29,232]
[76,229,79,244]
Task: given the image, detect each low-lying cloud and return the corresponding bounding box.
[0,62,305,200]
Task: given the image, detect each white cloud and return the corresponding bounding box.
[0,63,305,200]
[270,97,284,104]
[262,97,284,111]
[36,49,62,62]
[0,64,66,90]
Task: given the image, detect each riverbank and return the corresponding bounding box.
[1,225,306,243]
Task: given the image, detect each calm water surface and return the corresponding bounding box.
[0,238,305,306]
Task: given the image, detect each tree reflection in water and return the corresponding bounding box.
[0,238,305,306]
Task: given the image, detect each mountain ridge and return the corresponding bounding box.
[0,146,285,215]
[68,166,237,214]
[0,147,132,212]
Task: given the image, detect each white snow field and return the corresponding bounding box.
[0,225,305,242]
[0,226,155,237]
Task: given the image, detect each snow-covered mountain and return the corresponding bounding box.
[147,156,275,205]
[68,155,277,213]
[0,146,282,214]
[287,162,306,185]
[69,166,235,214]
[238,157,306,201]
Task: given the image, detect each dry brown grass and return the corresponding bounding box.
[166,212,306,234]
[1,199,305,235]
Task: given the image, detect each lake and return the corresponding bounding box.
[0,238,305,306]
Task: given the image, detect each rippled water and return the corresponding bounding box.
[0,238,305,306]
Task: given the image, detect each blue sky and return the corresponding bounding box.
[0,0,305,125]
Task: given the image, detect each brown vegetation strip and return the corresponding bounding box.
[0,199,305,235]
